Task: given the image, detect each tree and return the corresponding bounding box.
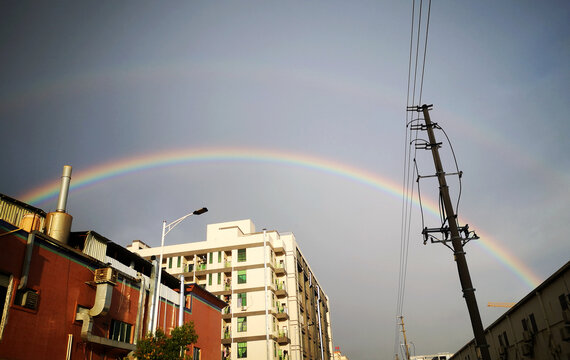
[135,322,198,360]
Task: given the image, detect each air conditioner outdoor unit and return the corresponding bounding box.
[20,290,39,310]
[94,267,117,284]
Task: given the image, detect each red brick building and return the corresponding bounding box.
[0,193,225,359]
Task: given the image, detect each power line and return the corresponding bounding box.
[394,1,433,358]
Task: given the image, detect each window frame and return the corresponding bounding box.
[237,270,247,284]
[109,319,133,343]
[237,342,247,358]
[237,316,247,332]
[237,249,246,262]
[237,292,247,307]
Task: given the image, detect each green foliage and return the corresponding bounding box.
[135,322,198,360]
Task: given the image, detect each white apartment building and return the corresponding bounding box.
[128,219,334,360]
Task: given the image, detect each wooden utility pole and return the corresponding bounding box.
[414,104,491,360]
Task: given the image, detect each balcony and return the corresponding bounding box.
[276,304,289,320]
[275,261,286,275]
[222,306,232,319]
[275,281,287,297]
[276,329,290,344]
[221,329,231,344]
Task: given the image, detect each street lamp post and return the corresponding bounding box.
[151,207,208,334]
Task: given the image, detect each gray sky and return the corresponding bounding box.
[1,1,569,359]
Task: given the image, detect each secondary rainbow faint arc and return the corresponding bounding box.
[19,147,542,289]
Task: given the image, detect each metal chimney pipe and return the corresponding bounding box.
[56,165,72,212]
[45,165,73,244]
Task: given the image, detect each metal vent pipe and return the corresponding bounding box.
[56,165,72,212]
[45,165,73,244]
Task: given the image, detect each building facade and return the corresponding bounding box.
[0,193,225,360]
[129,219,334,360]
[451,261,570,360]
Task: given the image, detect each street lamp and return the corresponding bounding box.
[151,207,208,334]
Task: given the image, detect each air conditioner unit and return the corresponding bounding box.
[561,324,570,342]
[94,268,117,284]
[19,290,39,310]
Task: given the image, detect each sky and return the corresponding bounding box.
[1,1,569,359]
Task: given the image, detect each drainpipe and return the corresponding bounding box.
[147,257,158,333]
[316,285,324,360]
[179,275,185,327]
[18,232,36,290]
[134,274,146,343]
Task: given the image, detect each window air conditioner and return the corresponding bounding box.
[94,267,117,284]
[20,290,39,310]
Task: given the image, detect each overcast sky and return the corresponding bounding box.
[1,1,569,359]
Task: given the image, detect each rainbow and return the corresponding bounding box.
[18,147,542,289]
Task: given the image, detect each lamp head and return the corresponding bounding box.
[193,207,208,215]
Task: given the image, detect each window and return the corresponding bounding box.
[238,270,246,284]
[237,317,247,332]
[237,292,247,307]
[218,272,222,285]
[193,347,201,360]
[209,253,213,264]
[208,273,212,286]
[168,257,172,268]
[218,251,222,263]
[109,320,132,343]
[0,273,12,339]
[237,342,247,358]
[528,313,538,333]
[177,256,181,268]
[238,249,246,262]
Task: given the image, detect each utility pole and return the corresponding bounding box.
[411,104,491,360]
[399,316,411,360]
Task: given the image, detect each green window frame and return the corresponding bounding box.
[218,251,222,263]
[237,342,247,358]
[237,249,246,262]
[237,317,247,332]
[237,270,246,284]
[237,292,247,307]
[177,256,181,268]
[209,253,213,264]
[168,257,172,268]
[208,273,212,286]
[217,272,222,285]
